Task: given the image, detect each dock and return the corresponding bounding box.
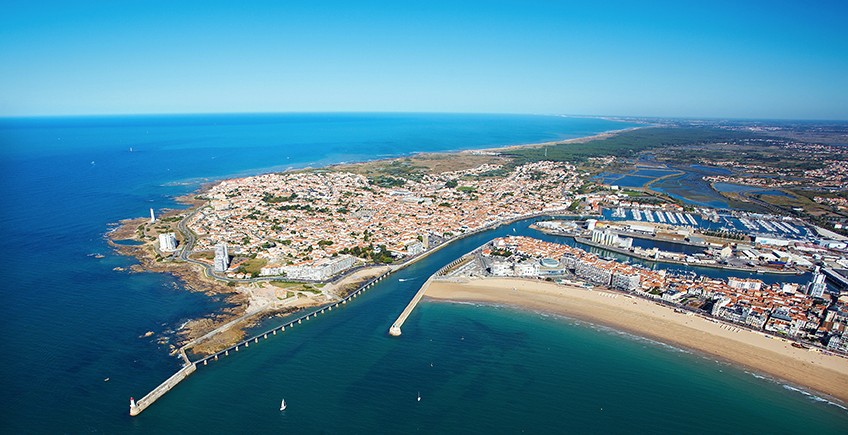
[389,277,432,336]
[129,270,391,416]
[389,250,477,336]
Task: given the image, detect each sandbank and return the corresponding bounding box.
[425,277,848,404]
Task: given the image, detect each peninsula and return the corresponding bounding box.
[114,122,848,412]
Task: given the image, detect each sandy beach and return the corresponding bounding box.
[425,277,848,404]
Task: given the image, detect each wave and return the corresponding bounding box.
[781,384,848,411]
[743,371,848,411]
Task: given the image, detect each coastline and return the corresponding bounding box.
[467,126,646,154]
[424,277,848,405]
[110,125,642,355]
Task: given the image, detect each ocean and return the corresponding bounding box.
[0,113,846,433]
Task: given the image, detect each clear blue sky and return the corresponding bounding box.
[1,0,846,119]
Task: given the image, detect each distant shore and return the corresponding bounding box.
[425,277,848,404]
[467,125,646,154]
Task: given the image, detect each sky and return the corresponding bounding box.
[1,0,847,119]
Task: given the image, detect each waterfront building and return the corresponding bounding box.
[662,289,686,303]
[158,232,177,252]
[214,243,229,272]
[591,229,617,246]
[406,241,425,256]
[491,261,512,277]
[754,235,792,247]
[515,262,539,277]
[260,255,356,280]
[611,271,640,291]
[808,266,827,298]
[591,229,632,249]
[575,260,612,286]
[711,296,731,316]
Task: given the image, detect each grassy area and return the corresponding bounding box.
[339,153,506,178]
[269,281,304,289]
[269,281,324,294]
[507,127,763,164]
[238,258,268,276]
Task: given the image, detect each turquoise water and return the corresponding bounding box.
[1,113,846,433]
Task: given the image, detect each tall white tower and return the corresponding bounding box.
[214,243,229,272]
[149,208,155,224]
[809,266,826,298]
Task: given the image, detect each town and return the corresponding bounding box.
[185,161,579,279]
[445,236,848,354]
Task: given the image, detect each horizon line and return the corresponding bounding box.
[1,110,846,123]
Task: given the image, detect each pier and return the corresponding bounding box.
[389,277,432,336]
[129,270,391,416]
[389,251,477,336]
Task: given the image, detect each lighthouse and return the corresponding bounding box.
[130,397,140,416]
[149,208,155,224]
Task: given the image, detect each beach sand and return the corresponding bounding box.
[425,277,848,404]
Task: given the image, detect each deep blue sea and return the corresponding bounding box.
[1,113,846,433]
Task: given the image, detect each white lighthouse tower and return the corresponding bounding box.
[130,397,140,416]
[149,208,155,224]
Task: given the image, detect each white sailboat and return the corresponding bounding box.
[280,398,287,411]
[417,392,421,402]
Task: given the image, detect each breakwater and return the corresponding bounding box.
[129,270,392,416]
[389,247,479,336]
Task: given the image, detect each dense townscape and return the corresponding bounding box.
[466,236,848,353]
[188,161,578,278]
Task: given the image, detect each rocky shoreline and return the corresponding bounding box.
[108,197,386,356]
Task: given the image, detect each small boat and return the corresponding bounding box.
[417,392,421,402]
[280,399,287,411]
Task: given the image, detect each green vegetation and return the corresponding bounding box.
[236,258,267,278]
[368,175,406,187]
[507,127,763,164]
[270,281,303,289]
[445,179,458,188]
[262,192,297,203]
[339,243,394,264]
